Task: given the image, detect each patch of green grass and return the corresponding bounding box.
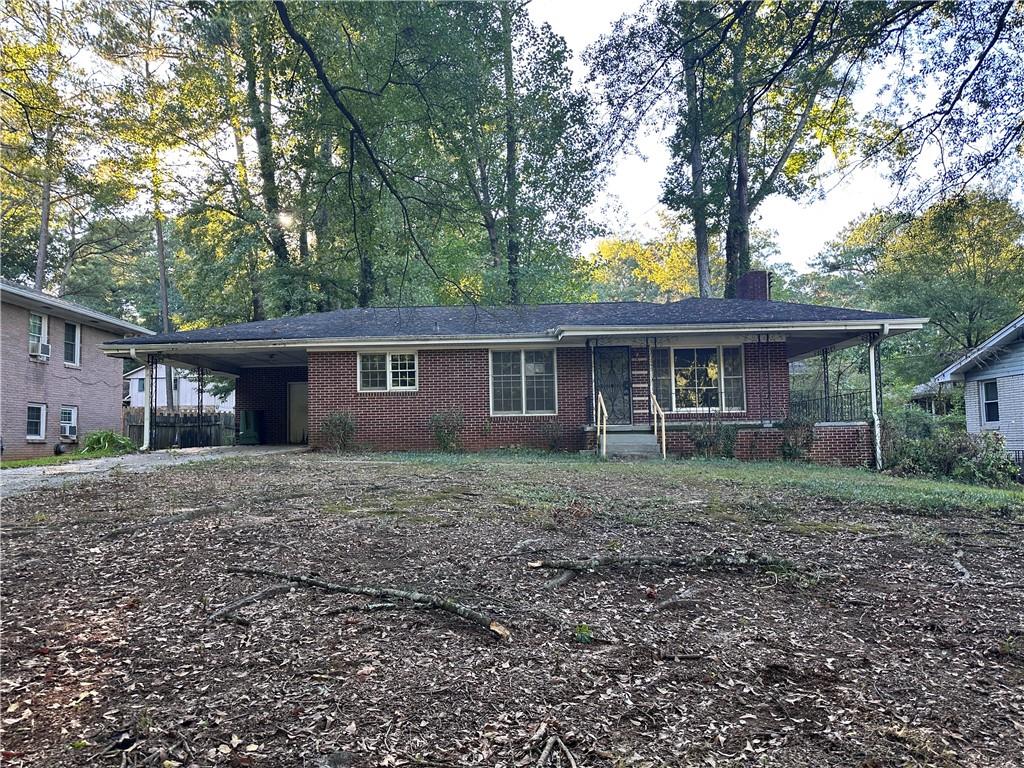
[0,448,125,470]
[624,459,1024,517]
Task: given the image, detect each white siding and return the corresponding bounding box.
[125,364,235,412]
[965,374,1023,452]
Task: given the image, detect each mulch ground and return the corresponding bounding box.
[2,453,1023,767]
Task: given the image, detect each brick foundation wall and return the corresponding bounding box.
[305,348,590,451]
[234,366,307,445]
[1,301,125,460]
[733,428,784,460]
[807,422,873,467]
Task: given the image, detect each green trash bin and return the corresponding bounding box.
[237,410,263,445]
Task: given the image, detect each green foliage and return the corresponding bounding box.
[82,430,136,454]
[320,413,357,452]
[537,421,562,452]
[429,410,465,452]
[778,417,815,461]
[683,420,739,459]
[573,622,594,644]
[887,426,1021,489]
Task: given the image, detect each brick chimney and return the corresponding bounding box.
[735,270,771,301]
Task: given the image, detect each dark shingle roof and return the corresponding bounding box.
[108,299,914,346]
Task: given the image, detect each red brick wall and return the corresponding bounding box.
[305,348,590,451]
[234,366,307,445]
[808,423,873,467]
[733,428,784,460]
[1,301,125,460]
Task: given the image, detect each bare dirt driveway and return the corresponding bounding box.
[1,451,1022,767]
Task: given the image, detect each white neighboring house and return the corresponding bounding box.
[124,364,235,412]
[931,313,1024,456]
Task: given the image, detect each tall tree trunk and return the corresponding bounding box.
[154,191,175,411]
[241,22,289,269]
[683,42,711,298]
[34,125,53,290]
[500,1,521,304]
[356,167,375,308]
[724,8,754,298]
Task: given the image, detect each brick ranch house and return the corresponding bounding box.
[1,279,153,460]
[100,273,926,466]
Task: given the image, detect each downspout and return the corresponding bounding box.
[867,330,883,470]
[130,346,152,452]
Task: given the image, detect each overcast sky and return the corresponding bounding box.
[529,0,897,273]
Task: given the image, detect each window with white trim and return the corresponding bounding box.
[137,377,145,393]
[358,352,418,391]
[27,403,46,439]
[60,405,78,438]
[64,321,80,365]
[490,349,557,415]
[981,380,999,423]
[28,312,48,356]
[651,345,746,412]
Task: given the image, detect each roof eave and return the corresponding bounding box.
[2,282,154,336]
[930,314,1024,384]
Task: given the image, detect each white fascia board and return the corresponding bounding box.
[556,319,927,339]
[101,333,560,357]
[931,314,1024,384]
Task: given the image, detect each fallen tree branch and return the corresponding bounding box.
[226,565,511,642]
[536,735,577,768]
[206,584,294,624]
[529,550,796,575]
[543,570,578,590]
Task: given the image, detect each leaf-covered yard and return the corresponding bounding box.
[2,453,1023,767]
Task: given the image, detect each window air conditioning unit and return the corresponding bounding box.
[29,341,51,359]
[60,424,77,438]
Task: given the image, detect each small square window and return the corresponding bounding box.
[359,352,417,392]
[60,406,78,438]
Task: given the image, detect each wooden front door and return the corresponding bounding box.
[287,381,308,444]
[594,346,632,425]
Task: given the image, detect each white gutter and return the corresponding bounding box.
[100,318,929,357]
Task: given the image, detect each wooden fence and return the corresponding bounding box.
[124,409,235,450]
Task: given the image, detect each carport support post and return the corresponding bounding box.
[142,356,153,451]
[868,333,882,470]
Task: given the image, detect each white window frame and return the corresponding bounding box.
[981,379,1000,424]
[489,348,558,416]
[28,312,49,358]
[658,345,746,413]
[356,351,419,392]
[63,321,81,366]
[26,403,46,440]
[137,377,145,393]
[59,405,78,439]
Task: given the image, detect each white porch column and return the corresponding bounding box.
[141,356,153,451]
[868,335,882,470]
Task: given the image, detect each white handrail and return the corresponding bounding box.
[595,391,608,458]
[650,390,667,460]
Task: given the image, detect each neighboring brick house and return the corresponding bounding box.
[932,314,1024,460]
[1,280,152,460]
[100,273,926,466]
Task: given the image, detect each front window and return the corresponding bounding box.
[137,378,145,393]
[660,346,746,412]
[358,352,418,391]
[60,405,78,438]
[490,349,557,415]
[64,322,80,365]
[982,380,999,423]
[27,404,45,439]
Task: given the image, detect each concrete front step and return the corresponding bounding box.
[602,431,661,459]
